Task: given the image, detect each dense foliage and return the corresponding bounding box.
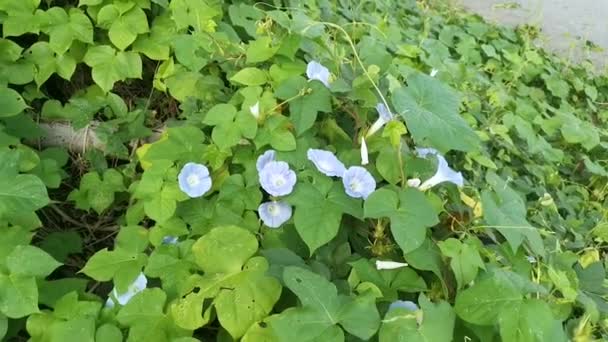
[1,0,607,340]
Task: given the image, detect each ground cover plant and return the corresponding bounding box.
[0,0,607,340]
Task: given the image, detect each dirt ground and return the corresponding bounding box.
[455,0,608,72]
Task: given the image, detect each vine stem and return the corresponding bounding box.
[303,21,392,114]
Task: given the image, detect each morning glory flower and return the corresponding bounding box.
[161,236,178,245]
[306,61,330,88]
[342,166,376,199]
[250,101,260,119]
[360,137,369,165]
[430,68,439,77]
[416,148,464,190]
[376,260,409,270]
[258,201,292,228]
[105,273,147,308]
[178,162,212,198]
[307,148,346,177]
[367,103,395,137]
[389,300,419,312]
[419,154,464,190]
[415,147,440,158]
[406,178,421,188]
[256,149,276,173]
[259,161,297,196]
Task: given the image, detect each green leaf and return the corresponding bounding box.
[498,299,567,342]
[437,238,485,289]
[0,171,49,221]
[246,36,278,64]
[283,266,340,325]
[6,245,61,278]
[83,45,142,92]
[392,73,479,153]
[481,173,544,256]
[455,272,522,325]
[290,183,344,255]
[365,188,438,253]
[39,7,93,54]
[98,5,149,51]
[215,265,282,338]
[143,185,178,223]
[379,294,455,342]
[116,288,166,326]
[231,68,268,86]
[95,324,123,342]
[0,274,38,318]
[169,292,210,330]
[277,77,332,135]
[192,226,258,274]
[80,248,146,282]
[337,292,381,339]
[0,86,27,117]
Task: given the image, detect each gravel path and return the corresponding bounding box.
[455,0,608,71]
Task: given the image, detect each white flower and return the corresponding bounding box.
[367,103,395,137]
[406,178,421,188]
[376,260,408,270]
[389,300,419,311]
[306,61,330,88]
[105,273,147,308]
[360,137,369,166]
[342,166,376,199]
[259,161,297,197]
[430,68,439,77]
[161,236,178,245]
[249,101,260,119]
[178,163,212,198]
[307,149,346,177]
[416,148,464,190]
[256,150,276,173]
[526,256,537,263]
[419,155,464,190]
[258,201,292,228]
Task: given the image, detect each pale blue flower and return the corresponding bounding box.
[342,166,376,199]
[406,178,421,188]
[161,236,178,245]
[415,147,440,158]
[389,300,419,312]
[419,155,464,190]
[258,201,292,228]
[307,148,346,177]
[256,150,276,173]
[259,161,297,196]
[367,103,395,137]
[105,273,147,308]
[178,162,212,198]
[306,61,330,87]
[416,147,464,190]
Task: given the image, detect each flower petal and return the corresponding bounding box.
[376,103,393,122]
[376,260,408,270]
[430,68,439,77]
[259,161,297,196]
[406,178,421,188]
[306,61,331,87]
[258,201,292,228]
[389,300,419,312]
[110,273,147,306]
[360,137,369,165]
[343,166,376,199]
[307,148,346,177]
[161,236,178,245]
[178,162,212,198]
[419,155,464,190]
[415,147,440,158]
[256,150,276,173]
[250,101,260,119]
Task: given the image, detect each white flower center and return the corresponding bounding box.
[268,204,279,216]
[187,174,200,187]
[273,176,286,187]
[349,180,362,192]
